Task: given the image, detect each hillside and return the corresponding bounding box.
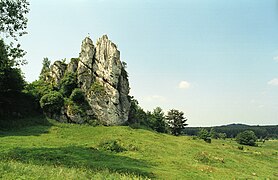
[0,118,277,179]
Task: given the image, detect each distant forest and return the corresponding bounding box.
[184,124,278,139]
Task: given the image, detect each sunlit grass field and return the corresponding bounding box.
[0,118,277,179]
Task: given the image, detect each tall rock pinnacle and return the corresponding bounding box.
[47,35,131,125]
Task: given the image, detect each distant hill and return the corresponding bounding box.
[184,124,278,138]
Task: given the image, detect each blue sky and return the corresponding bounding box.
[20,0,278,126]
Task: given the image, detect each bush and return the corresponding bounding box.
[90,81,106,96]
[70,88,85,103]
[218,133,227,140]
[236,130,258,146]
[98,140,126,153]
[198,128,211,143]
[60,72,77,97]
[40,91,64,114]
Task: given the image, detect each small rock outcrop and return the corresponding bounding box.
[46,35,131,125]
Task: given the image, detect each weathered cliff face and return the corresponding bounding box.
[47,35,131,125]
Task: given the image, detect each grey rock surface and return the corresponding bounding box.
[47,35,131,125]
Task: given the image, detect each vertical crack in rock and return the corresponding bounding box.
[48,35,131,125]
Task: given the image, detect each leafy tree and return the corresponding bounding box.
[0,39,25,93]
[218,132,227,140]
[60,72,77,97]
[39,57,51,80]
[149,107,167,133]
[127,96,148,128]
[70,88,85,103]
[166,109,188,136]
[40,91,64,115]
[209,127,218,139]
[236,130,258,146]
[0,0,30,64]
[198,128,211,142]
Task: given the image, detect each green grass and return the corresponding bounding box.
[0,118,277,179]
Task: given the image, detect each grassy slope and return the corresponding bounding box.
[0,119,277,179]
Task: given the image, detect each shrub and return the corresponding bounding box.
[70,88,85,103]
[98,140,126,153]
[236,130,258,146]
[60,72,77,97]
[90,81,106,96]
[40,91,64,114]
[198,128,211,143]
[218,133,227,140]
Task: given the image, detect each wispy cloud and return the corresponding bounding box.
[268,78,278,86]
[273,56,278,62]
[178,81,191,89]
[144,95,167,102]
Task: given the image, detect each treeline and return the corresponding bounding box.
[184,124,278,139]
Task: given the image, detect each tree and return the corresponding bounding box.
[0,39,25,93]
[0,0,30,64]
[198,128,211,143]
[150,107,167,133]
[40,91,64,116]
[218,133,227,140]
[39,57,51,80]
[209,127,218,139]
[236,130,258,146]
[127,96,153,129]
[166,109,188,136]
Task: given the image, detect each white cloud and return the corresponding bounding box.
[273,56,278,62]
[178,81,190,89]
[144,95,167,102]
[268,78,278,86]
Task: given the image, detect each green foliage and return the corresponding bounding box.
[0,0,29,64]
[39,57,51,80]
[0,40,33,119]
[198,128,211,142]
[70,57,79,63]
[148,107,168,133]
[90,81,106,96]
[209,127,218,139]
[60,72,77,97]
[218,132,227,140]
[166,109,188,136]
[127,96,149,128]
[0,67,25,92]
[98,140,126,153]
[66,89,90,117]
[236,130,258,146]
[0,39,25,93]
[70,88,85,103]
[24,79,53,102]
[65,99,84,115]
[184,124,278,139]
[40,91,64,115]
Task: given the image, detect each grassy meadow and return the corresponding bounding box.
[0,118,277,179]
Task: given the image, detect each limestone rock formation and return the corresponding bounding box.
[46,35,131,125]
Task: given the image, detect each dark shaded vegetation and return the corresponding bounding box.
[0,116,51,136]
[98,140,127,153]
[127,96,188,135]
[236,130,258,146]
[184,124,278,139]
[0,146,153,178]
